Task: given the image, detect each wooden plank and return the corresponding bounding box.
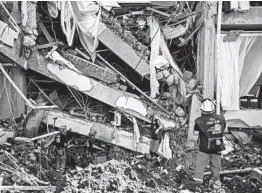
[0,186,56,191]
[39,22,54,43]
[146,7,171,17]
[35,42,64,50]
[43,110,151,154]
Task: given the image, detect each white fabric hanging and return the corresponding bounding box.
[61,2,76,46]
[240,37,262,97]
[220,36,242,110]
[60,1,105,54]
[147,16,160,99]
[157,132,172,159]
[132,116,141,151]
[220,35,262,110]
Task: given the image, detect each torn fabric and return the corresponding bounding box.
[157,132,172,159]
[61,1,76,46]
[67,1,105,55]
[147,16,160,99]
[132,117,141,150]
[48,1,61,18]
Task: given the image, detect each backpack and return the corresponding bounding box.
[207,123,225,152]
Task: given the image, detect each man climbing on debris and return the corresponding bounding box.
[193,98,226,186]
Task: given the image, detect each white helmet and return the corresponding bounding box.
[200,99,215,114]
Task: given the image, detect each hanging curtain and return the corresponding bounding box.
[220,35,260,110]
[240,37,262,96]
[220,36,242,110]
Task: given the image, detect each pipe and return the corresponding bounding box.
[204,167,254,176]
[216,1,222,115]
[0,63,57,110]
[29,131,60,141]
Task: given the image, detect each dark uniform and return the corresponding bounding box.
[194,114,226,183]
[149,118,162,157]
[54,132,67,172]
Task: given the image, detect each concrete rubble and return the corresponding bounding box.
[0,1,261,193]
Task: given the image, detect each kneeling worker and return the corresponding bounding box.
[193,98,226,184]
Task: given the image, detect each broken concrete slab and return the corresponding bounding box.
[98,27,149,77]
[43,110,151,154]
[26,53,175,126]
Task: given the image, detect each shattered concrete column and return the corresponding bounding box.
[196,1,216,100]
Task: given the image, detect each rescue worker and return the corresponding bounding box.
[88,129,97,164]
[149,117,163,158]
[54,130,68,173]
[193,98,226,184]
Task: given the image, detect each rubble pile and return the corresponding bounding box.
[61,160,172,193]
[0,1,262,193]
[219,140,262,193]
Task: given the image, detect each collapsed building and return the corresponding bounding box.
[0,1,198,157]
[0,1,262,193]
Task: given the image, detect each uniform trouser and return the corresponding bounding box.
[149,139,160,157]
[194,151,221,183]
[55,148,66,171]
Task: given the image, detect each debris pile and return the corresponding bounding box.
[0,1,261,193]
[62,160,172,193]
